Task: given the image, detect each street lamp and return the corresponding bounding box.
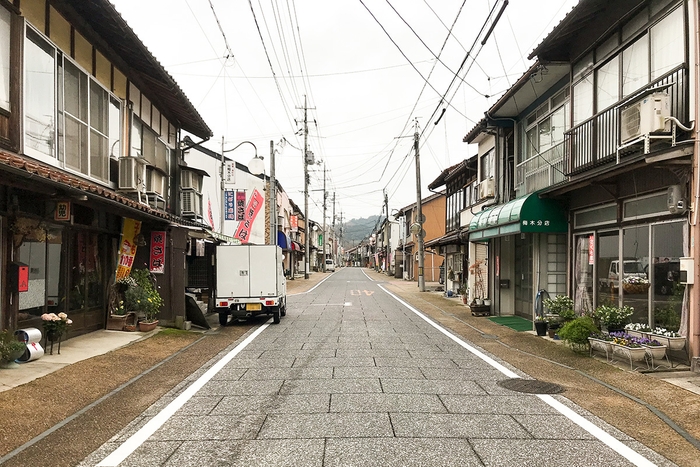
[221,138,257,234]
[249,140,285,246]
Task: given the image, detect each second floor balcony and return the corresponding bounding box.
[564,66,688,177]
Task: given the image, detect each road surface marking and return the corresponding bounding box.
[97,323,270,466]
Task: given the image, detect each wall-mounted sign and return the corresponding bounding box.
[290,215,298,232]
[150,231,166,274]
[224,190,235,221]
[225,161,236,184]
[236,191,246,221]
[54,201,71,221]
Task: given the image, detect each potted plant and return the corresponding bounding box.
[637,336,667,360]
[651,327,685,351]
[623,322,651,339]
[0,330,26,369]
[456,283,467,304]
[40,312,72,355]
[557,316,598,349]
[108,277,138,331]
[534,315,548,336]
[543,295,574,319]
[588,332,614,358]
[609,332,647,363]
[125,268,163,332]
[593,304,633,333]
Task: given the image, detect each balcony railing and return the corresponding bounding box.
[564,65,688,175]
[515,141,566,195]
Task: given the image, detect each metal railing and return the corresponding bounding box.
[564,65,688,175]
[515,141,567,194]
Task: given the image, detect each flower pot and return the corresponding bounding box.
[107,315,128,331]
[138,320,159,332]
[534,321,548,336]
[643,344,667,360]
[547,328,557,338]
[475,299,483,306]
[611,343,647,362]
[622,282,650,295]
[588,337,613,355]
[653,335,685,351]
[483,299,491,307]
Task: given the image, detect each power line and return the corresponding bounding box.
[207,0,234,59]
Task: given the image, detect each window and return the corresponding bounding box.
[596,57,619,111]
[622,35,649,96]
[522,88,569,160]
[573,74,593,126]
[0,7,10,112]
[480,149,494,181]
[651,6,684,79]
[25,28,56,158]
[24,27,121,182]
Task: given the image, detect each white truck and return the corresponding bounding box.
[215,244,286,326]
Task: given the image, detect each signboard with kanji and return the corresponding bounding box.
[290,215,298,232]
[54,201,71,221]
[236,191,246,221]
[225,190,236,221]
[150,231,166,274]
[115,218,141,280]
[233,189,264,243]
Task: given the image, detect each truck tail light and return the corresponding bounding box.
[265,300,274,306]
[219,301,228,307]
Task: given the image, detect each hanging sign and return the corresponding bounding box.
[290,215,298,232]
[233,189,264,243]
[149,231,166,274]
[116,218,141,280]
[236,191,246,220]
[224,190,236,221]
[54,201,71,221]
[588,235,595,265]
[225,161,236,184]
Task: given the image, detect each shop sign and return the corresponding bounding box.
[54,201,71,221]
[225,190,236,221]
[233,189,264,243]
[150,231,166,274]
[290,215,298,232]
[236,191,246,220]
[588,235,595,265]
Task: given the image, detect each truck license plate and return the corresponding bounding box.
[247,303,262,311]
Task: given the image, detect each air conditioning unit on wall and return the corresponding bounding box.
[620,92,670,143]
[479,178,495,199]
[118,156,147,192]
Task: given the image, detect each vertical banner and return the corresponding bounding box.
[225,190,236,221]
[116,218,141,280]
[236,191,246,221]
[149,231,166,274]
[233,189,264,243]
[207,197,215,228]
[588,235,595,265]
[290,215,298,232]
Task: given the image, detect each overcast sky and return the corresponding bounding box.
[110,0,578,224]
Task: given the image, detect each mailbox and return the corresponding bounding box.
[8,262,29,293]
[499,279,510,289]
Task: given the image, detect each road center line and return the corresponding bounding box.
[375,281,657,467]
[97,323,270,467]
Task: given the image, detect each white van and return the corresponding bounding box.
[325,259,335,272]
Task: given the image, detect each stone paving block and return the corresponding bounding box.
[335,348,411,358]
[375,357,458,368]
[391,413,531,439]
[324,438,482,467]
[371,342,443,351]
[240,367,333,380]
[421,367,506,381]
[165,439,325,467]
[212,357,295,370]
[441,394,559,415]
[292,356,377,367]
[280,377,381,394]
[381,378,486,395]
[258,413,393,439]
[331,393,446,413]
[470,439,641,467]
[197,379,284,396]
[211,394,331,415]
[150,414,266,441]
[332,366,425,380]
[172,396,223,416]
[302,341,372,350]
[257,349,337,359]
[207,367,247,381]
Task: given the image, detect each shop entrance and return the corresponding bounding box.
[514,234,533,318]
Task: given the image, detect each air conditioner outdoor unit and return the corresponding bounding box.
[479,178,495,199]
[118,156,146,191]
[620,92,670,143]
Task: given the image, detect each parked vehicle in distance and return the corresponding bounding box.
[599,259,646,292]
[325,259,335,272]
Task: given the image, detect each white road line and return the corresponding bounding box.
[97,323,270,467]
[376,282,658,467]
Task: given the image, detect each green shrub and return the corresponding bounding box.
[543,295,574,316]
[557,316,599,350]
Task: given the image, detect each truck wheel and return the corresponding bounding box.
[272,307,281,324]
[218,311,229,326]
[280,300,286,316]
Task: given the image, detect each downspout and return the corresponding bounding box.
[690,0,700,362]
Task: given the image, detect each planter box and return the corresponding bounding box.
[612,343,647,362]
[652,335,686,351]
[588,337,613,356]
[622,283,650,294]
[138,320,159,332]
[643,344,667,360]
[625,330,651,339]
[106,312,136,331]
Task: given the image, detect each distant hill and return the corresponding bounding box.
[338,215,382,248]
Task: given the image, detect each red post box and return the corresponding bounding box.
[9,262,29,293]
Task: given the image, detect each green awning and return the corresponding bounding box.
[468,193,567,241]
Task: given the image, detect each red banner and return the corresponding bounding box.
[236,191,246,221]
[233,189,264,243]
[290,215,298,232]
[150,231,166,274]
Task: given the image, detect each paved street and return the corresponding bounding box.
[79,268,675,466]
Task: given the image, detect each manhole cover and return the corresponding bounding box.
[497,378,564,394]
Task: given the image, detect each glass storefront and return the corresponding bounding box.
[573,220,684,331]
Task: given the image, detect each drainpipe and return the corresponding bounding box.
[690,0,700,364]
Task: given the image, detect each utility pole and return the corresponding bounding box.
[299,96,311,279]
[332,192,336,264]
[322,162,327,272]
[269,140,276,245]
[414,120,425,292]
[384,190,389,274]
[338,211,343,266]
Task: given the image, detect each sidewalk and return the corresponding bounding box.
[368,269,700,394]
[0,271,328,393]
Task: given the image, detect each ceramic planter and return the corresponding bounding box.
[612,343,647,362]
[652,335,685,351]
[588,337,613,356]
[643,344,667,360]
[138,320,159,332]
